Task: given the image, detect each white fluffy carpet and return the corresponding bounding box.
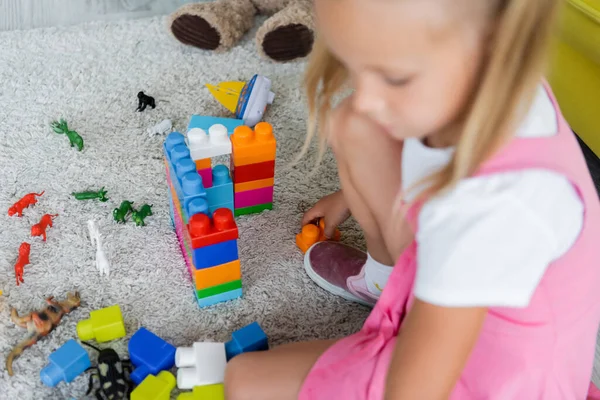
[0,16,369,399]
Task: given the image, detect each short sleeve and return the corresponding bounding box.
[413,170,583,308]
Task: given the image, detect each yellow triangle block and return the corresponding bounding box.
[205,81,245,114]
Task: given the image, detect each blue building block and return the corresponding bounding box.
[206,165,233,209]
[128,327,177,385]
[208,201,234,216]
[40,339,91,387]
[197,288,243,308]
[164,132,208,221]
[225,322,269,360]
[188,115,243,135]
[192,239,238,269]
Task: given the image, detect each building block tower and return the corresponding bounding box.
[164,130,242,307]
[230,123,276,217]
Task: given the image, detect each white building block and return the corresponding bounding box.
[187,124,232,160]
[175,342,227,390]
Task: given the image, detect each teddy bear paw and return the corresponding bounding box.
[261,23,314,62]
[171,13,221,50]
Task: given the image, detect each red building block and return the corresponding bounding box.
[231,160,275,184]
[187,208,239,249]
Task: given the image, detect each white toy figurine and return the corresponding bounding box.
[147,119,172,136]
[87,220,110,276]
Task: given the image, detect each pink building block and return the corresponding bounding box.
[198,168,213,188]
[234,186,274,209]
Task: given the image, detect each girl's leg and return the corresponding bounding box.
[224,339,336,400]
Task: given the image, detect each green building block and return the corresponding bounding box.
[177,383,224,400]
[234,203,273,217]
[196,280,242,299]
[131,371,176,400]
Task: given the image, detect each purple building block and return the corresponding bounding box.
[128,327,176,385]
[40,339,91,387]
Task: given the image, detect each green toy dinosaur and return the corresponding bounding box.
[132,204,153,226]
[72,187,108,202]
[50,119,84,151]
[112,200,135,223]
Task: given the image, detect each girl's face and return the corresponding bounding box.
[316,0,490,145]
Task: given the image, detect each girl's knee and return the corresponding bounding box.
[224,353,254,400]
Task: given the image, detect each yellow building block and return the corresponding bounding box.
[131,371,176,400]
[178,383,225,400]
[194,260,241,290]
[77,304,126,342]
[231,123,276,166]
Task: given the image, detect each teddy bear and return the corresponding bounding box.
[169,0,315,62]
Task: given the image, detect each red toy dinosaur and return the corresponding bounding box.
[7,191,45,217]
[14,242,31,286]
[31,213,58,241]
[6,292,81,376]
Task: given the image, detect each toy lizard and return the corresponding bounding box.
[6,292,81,376]
[131,204,153,226]
[31,214,58,241]
[51,119,84,151]
[113,200,135,223]
[14,242,31,286]
[72,187,109,202]
[8,191,45,217]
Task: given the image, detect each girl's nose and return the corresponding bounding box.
[351,79,386,117]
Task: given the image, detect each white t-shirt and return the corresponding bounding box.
[405,85,584,308]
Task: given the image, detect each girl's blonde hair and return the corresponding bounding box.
[302,0,561,207]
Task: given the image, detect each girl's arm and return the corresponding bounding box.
[384,299,487,400]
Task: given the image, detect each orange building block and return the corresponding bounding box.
[231,122,276,166]
[234,177,274,192]
[296,219,341,253]
[187,208,239,249]
[194,259,241,290]
[195,158,211,170]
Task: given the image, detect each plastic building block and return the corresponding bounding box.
[197,168,213,189]
[192,239,239,270]
[131,371,176,400]
[196,280,242,299]
[225,322,269,360]
[208,201,234,216]
[296,219,342,253]
[177,384,224,400]
[195,158,211,170]
[77,304,126,343]
[129,327,177,385]
[231,123,276,167]
[187,208,239,249]
[234,203,273,217]
[197,288,243,308]
[188,115,243,134]
[206,165,233,208]
[231,160,275,184]
[187,124,232,160]
[40,339,91,387]
[194,260,242,290]
[175,342,227,389]
[234,177,274,192]
[234,186,274,209]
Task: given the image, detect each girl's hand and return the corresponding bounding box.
[301,190,351,238]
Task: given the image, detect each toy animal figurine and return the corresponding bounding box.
[113,200,135,223]
[136,91,156,112]
[88,220,110,277]
[14,242,31,286]
[31,213,58,241]
[72,187,109,202]
[147,119,172,136]
[51,119,84,151]
[81,341,134,399]
[6,292,81,376]
[8,191,44,217]
[131,204,153,226]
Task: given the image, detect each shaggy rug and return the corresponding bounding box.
[0,16,369,399]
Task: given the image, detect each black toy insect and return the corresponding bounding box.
[136,91,156,112]
[81,341,134,400]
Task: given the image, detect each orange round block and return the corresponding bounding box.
[296,224,320,254]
